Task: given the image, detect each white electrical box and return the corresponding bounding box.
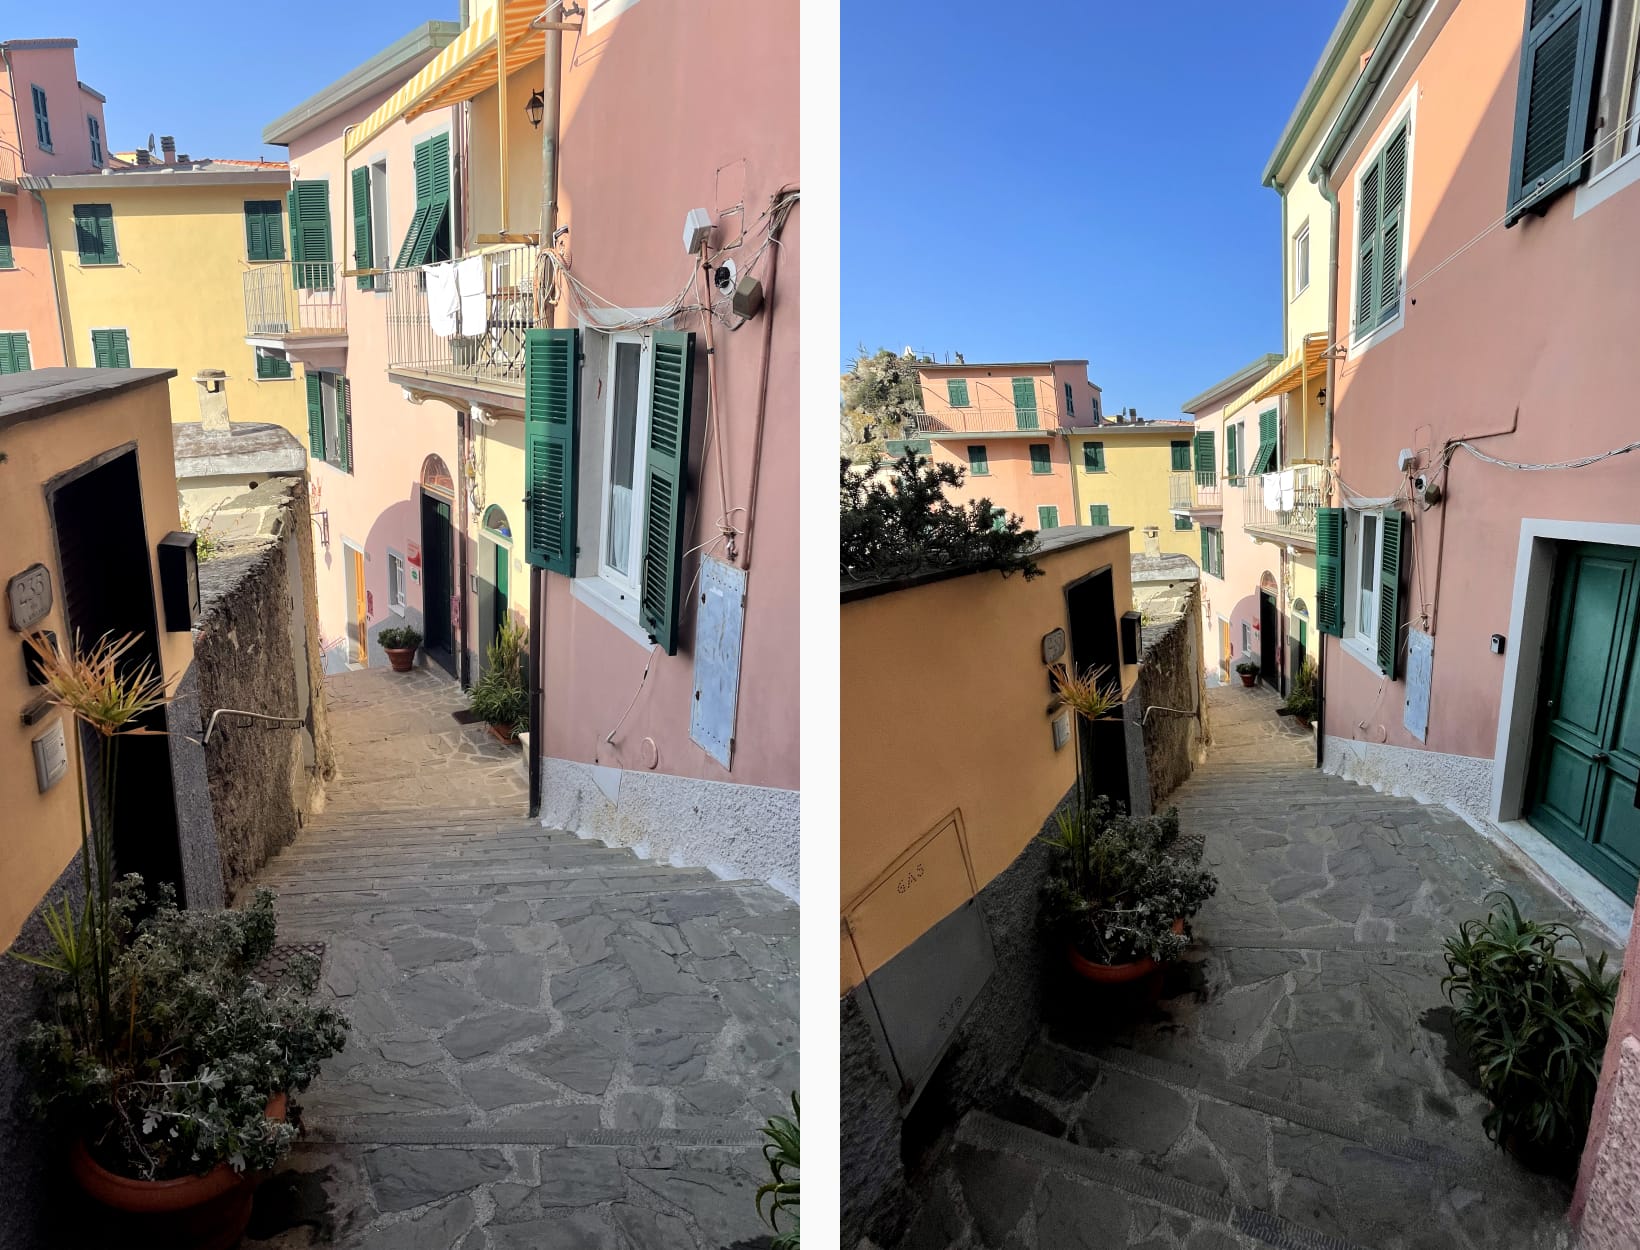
[32,718,68,793]
[682,207,713,255]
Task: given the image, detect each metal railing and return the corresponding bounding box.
[1168,471,1192,511]
[917,404,1069,434]
[1171,470,1221,510]
[1244,463,1326,543]
[242,262,346,338]
[386,244,541,389]
[0,141,21,184]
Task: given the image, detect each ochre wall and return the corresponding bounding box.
[1069,429,1199,558]
[0,375,189,948]
[840,532,1137,991]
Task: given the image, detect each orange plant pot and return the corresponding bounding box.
[1064,919,1187,985]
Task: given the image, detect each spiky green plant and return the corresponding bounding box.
[756,1093,799,1249]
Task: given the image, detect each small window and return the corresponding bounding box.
[990,507,1007,533]
[0,209,12,269]
[1241,621,1251,655]
[1064,382,1075,418]
[1083,441,1105,472]
[73,204,117,265]
[1170,440,1192,472]
[1173,513,1193,531]
[1088,504,1110,526]
[87,115,103,166]
[31,86,51,151]
[369,159,391,290]
[946,379,970,407]
[387,552,407,614]
[1091,394,1100,421]
[1351,509,1383,651]
[1029,443,1052,474]
[1013,377,1039,429]
[1292,220,1310,296]
[244,200,285,262]
[1037,505,1059,530]
[322,374,342,454]
[967,444,989,476]
[89,327,129,368]
[255,348,292,379]
[0,331,31,375]
[1591,5,1640,176]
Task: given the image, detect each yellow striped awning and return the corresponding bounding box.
[345,2,544,159]
[1224,333,1330,418]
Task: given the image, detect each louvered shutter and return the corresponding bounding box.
[0,332,29,374]
[1316,507,1346,637]
[1089,504,1109,526]
[1226,424,1240,479]
[1200,527,1211,571]
[425,132,452,262]
[0,210,11,268]
[947,379,969,407]
[244,200,283,262]
[287,189,301,266]
[90,329,109,369]
[1012,377,1039,429]
[340,377,355,473]
[305,372,325,461]
[1506,0,1604,223]
[1377,126,1408,324]
[1171,441,1191,471]
[1194,430,1215,486]
[523,328,579,574]
[1356,159,1379,332]
[111,330,130,368]
[75,204,113,265]
[1377,509,1408,677]
[1250,408,1278,475]
[639,331,697,655]
[352,168,374,289]
[291,181,332,289]
[396,140,435,269]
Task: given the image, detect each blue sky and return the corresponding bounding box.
[9,2,452,161]
[842,1,1344,418]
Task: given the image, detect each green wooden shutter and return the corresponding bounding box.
[1226,424,1240,479]
[1200,527,1211,571]
[1357,156,1379,332]
[1171,440,1191,471]
[1084,442,1104,471]
[1038,505,1058,530]
[31,86,50,149]
[396,139,435,269]
[91,328,129,368]
[352,167,374,290]
[1250,408,1278,475]
[111,329,129,368]
[254,350,292,380]
[287,189,301,265]
[947,379,969,407]
[639,331,697,655]
[0,210,11,268]
[1194,430,1215,486]
[1030,444,1051,473]
[290,180,331,288]
[524,328,579,575]
[1377,126,1408,324]
[425,132,451,262]
[340,378,354,472]
[0,333,30,374]
[1506,0,1604,223]
[1089,504,1109,526]
[74,204,115,265]
[968,445,988,475]
[1012,377,1039,429]
[1377,509,1408,677]
[1316,507,1346,637]
[244,200,284,262]
[305,372,325,461]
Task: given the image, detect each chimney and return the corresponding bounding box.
[194,369,230,432]
[134,148,150,167]
[1143,526,1161,558]
[161,135,176,164]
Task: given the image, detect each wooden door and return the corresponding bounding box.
[349,546,368,667]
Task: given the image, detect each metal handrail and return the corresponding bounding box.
[204,707,305,746]
[242,262,346,338]
[1244,463,1325,540]
[387,244,541,387]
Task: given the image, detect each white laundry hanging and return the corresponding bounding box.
[425,261,461,338]
[1263,472,1283,512]
[455,256,487,336]
[1279,469,1297,512]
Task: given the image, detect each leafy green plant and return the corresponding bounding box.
[19,881,347,1180]
[469,622,528,734]
[1235,659,1259,676]
[1285,657,1318,719]
[376,625,422,651]
[756,1092,799,1249]
[1040,798,1217,965]
[1441,892,1617,1162]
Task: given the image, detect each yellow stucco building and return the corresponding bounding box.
[1067,421,1200,559]
[24,158,306,440]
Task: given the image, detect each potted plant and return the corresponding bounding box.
[1283,657,1318,727]
[15,632,348,1248]
[756,1093,800,1249]
[377,624,422,673]
[1040,798,1217,984]
[1235,658,1259,688]
[1441,892,1617,1176]
[468,622,527,743]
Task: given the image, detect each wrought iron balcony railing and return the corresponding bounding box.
[387,244,541,391]
[1244,463,1326,545]
[916,404,1071,434]
[1171,470,1221,511]
[242,262,346,338]
[0,141,22,184]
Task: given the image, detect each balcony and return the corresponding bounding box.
[0,141,21,189]
[242,262,346,343]
[1170,470,1221,513]
[387,244,540,403]
[918,404,1063,436]
[1244,463,1326,547]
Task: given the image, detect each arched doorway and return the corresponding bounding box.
[420,454,457,677]
[478,504,512,671]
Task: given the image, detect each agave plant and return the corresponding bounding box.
[1051,661,1119,815]
[756,1092,799,1249]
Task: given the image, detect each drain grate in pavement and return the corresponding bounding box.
[255,941,327,985]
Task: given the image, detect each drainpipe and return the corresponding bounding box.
[1314,172,1341,772]
[527,11,565,820]
[28,187,70,365]
[457,406,471,688]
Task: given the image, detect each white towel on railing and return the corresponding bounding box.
[1279,469,1296,511]
[1263,472,1282,512]
[456,256,487,336]
[425,261,460,338]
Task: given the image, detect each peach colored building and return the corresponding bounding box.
[1296,1,1639,1231]
[914,359,1103,531]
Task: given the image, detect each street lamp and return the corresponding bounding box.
[525,90,544,130]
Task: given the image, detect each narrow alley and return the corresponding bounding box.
[907,685,1616,1250]
[243,668,800,1249]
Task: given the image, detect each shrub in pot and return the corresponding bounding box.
[1235,659,1259,687]
[377,624,423,673]
[1441,891,1616,1174]
[469,622,528,742]
[1284,657,1318,726]
[1040,797,1217,983]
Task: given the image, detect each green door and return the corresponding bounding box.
[1526,542,1640,900]
[420,492,455,675]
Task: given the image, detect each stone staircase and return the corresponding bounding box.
[909,703,1599,1250]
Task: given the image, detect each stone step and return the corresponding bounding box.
[300,818,540,839]
[309,807,528,828]
[259,856,654,893]
[270,869,732,915]
[265,837,604,872]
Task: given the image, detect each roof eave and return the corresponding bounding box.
[1261,0,1384,189]
[22,168,291,190]
[1179,353,1285,415]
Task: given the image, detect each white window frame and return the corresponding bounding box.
[1577,1,1640,215]
[595,330,652,606]
[87,114,102,167]
[386,551,407,615]
[1292,219,1311,298]
[321,373,343,466]
[1343,507,1386,670]
[369,156,391,290]
[31,85,51,152]
[1347,92,1417,355]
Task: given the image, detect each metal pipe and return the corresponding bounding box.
[1314,167,1342,772]
[457,407,471,688]
[204,708,304,746]
[497,9,509,236]
[28,187,70,366]
[735,187,795,571]
[694,244,734,561]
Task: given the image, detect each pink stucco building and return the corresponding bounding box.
[0,38,111,371]
[1304,0,1640,1230]
[259,0,798,893]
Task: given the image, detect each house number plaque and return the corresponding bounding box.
[1041,627,1066,665]
[6,564,53,632]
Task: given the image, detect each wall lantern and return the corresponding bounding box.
[157,531,200,632]
[525,90,545,130]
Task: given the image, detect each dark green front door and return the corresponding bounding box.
[420,491,455,676]
[1526,542,1640,900]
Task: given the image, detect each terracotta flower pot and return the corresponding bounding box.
[70,1093,287,1250]
[385,646,417,673]
[1239,673,1257,687]
[1065,920,1187,984]
[487,722,519,745]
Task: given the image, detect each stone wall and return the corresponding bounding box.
[193,477,333,899]
[1138,582,1208,808]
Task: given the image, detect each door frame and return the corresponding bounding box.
[419,486,457,676]
[1493,520,1640,825]
[1258,589,1280,693]
[342,539,368,668]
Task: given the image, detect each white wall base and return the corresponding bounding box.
[539,757,799,901]
[1324,736,1632,946]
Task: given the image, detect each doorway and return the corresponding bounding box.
[477,505,512,673]
[47,446,185,899]
[1218,617,1232,685]
[1065,566,1129,813]
[1525,542,1640,900]
[1259,590,1280,693]
[420,490,455,676]
[344,543,368,667]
